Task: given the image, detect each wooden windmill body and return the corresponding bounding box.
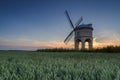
[64,10,93,50]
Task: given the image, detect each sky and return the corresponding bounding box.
[0,0,120,50]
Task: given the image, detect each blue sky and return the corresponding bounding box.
[0,0,120,50]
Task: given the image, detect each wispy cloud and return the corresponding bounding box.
[0,31,120,50]
[0,37,74,50]
[94,31,120,48]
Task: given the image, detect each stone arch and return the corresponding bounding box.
[75,39,82,50]
[77,39,82,50]
[84,38,93,50]
[75,38,93,50]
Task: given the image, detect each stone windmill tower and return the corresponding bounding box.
[64,10,93,50]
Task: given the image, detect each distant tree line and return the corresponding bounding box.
[36,46,120,53]
[94,46,120,53]
[36,48,77,52]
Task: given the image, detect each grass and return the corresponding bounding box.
[0,51,120,80]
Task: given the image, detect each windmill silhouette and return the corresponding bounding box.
[64,10,93,50]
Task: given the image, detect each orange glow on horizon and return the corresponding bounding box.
[1,40,120,49]
[0,37,120,49]
[93,38,120,48]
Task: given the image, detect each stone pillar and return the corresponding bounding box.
[81,41,85,50]
[89,39,93,50]
[75,40,79,50]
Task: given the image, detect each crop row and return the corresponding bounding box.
[0,57,120,80]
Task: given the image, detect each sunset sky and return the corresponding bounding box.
[0,0,120,50]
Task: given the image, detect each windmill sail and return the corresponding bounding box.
[64,30,74,44]
[75,16,83,27]
[64,10,83,44]
[65,10,74,29]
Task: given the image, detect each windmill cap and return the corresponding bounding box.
[76,24,93,30]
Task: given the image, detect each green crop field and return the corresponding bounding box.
[0,51,120,80]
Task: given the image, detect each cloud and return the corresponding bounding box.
[0,32,120,50]
[93,31,120,48]
[0,37,74,50]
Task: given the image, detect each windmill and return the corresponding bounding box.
[64,10,93,50]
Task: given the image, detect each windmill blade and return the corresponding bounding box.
[75,16,83,27]
[65,10,74,29]
[64,30,74,44]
